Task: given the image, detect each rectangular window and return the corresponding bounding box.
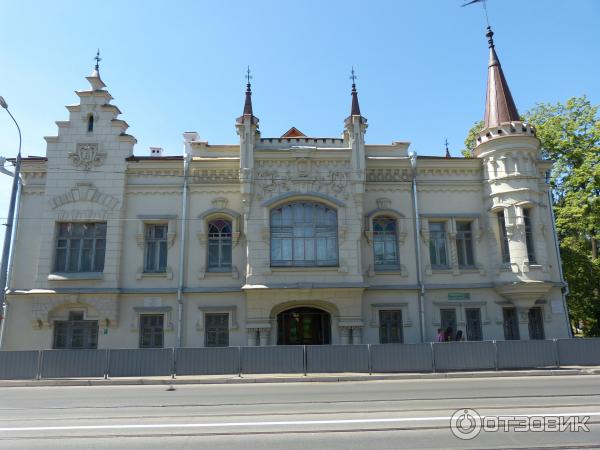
[205,313,229,347]
[440,308,457,341]
[139,314,164,348]
[144,224,168,273]
[465,308,483,341]
[503,308,520,340]
[528,307,545,340]
[456,222,475,268]
[53,311,98,349]
[497,212,511,264]
[523,209,536,263]
[379,310,403,344]
[428,222,448,268]
[54,222,106,273]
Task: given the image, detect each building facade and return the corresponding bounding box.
[1,28,571,351]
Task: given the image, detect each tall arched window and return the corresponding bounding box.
[207,219,232,271]
[373,217,399,270]
[270,202,338,267]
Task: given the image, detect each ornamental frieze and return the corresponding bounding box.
[69,143,106,170]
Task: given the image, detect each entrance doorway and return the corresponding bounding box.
[277,307,331,345]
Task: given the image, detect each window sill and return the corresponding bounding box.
[136,270,173,280]
[48,272,103,281]
[269,266,339,272]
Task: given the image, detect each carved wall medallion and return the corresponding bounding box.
[69,144,106,170]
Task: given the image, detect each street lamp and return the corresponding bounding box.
[0,95,22,349]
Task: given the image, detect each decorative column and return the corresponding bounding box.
[340,326,351,345]
[517,308,531,341]
[247,329,258,346]
[351,326,362,344]
[258,328,270,346]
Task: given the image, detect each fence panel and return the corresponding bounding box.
[371,344,433,373]
[41,349,106,378]
[176,347,239,375]
[497,340,557,369]
[557,338,600,366]
[433,341,496,371]
[306,345,369,373]
[241,346,304,374]
[0,351,39,379]
[108,348,173,377]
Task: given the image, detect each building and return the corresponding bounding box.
[0,28,571,351]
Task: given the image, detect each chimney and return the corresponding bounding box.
[149,147,163,157]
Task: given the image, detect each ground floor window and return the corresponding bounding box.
[379,310,403,343]
[528,307,545,340]
[465,308,483,341]
[277,307,331,345]
[139,314,164,348]
[503,308,520,340]
[53,311,98,349]
[205,313,229,347]
[440,308,457,341]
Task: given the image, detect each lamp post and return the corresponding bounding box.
[0,95,22,349]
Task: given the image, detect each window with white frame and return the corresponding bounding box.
[54,222,106,273]
[373,217,399,270]
[270,202,338,267]
[53,311,98,349]
[208,219,232,271]
[428,221,448,268]
[456,221,475,268]
[497,212,511,264]
[523,209,536,263]
[144,224,168,273]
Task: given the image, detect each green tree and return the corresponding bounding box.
[463,96,600,335]
[461,120,483,157]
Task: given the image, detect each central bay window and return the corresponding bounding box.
[523,209,536,263]
[207,219,232,271]
[144,224,168,273]
[497,211,511,264]
[54,222,106,273]
[456,222,475,268]
[270,202,338,267]
[428,222,448,268]
[373,217,399,270]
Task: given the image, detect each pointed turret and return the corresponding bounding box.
[345,67,365,123]
[86,49,106,91]
[483,27,520,128]
[236,66,258,125]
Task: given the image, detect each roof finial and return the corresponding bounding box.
[445,138,451,158]
[350,66,357,91]
[348,67,362,117]
[486,26,495,49]
[245,66,252,91]
[94,49,101,71]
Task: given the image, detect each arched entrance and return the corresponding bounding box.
[277,307,331,345]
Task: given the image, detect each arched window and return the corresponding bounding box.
[208,219,232,271]
[270,202,338,267]
[373,216,399,270]
[87,115,94,132]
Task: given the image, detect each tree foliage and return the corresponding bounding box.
[464,96,600,335]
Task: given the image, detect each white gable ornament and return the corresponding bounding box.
[69,143,106,170]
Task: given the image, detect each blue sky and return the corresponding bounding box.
[0,0,599,246]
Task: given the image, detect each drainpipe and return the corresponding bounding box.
[410,152,426,343]
[176,145,192,348]
[547,189,572,338]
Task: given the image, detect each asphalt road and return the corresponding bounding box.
[1,375,600,449]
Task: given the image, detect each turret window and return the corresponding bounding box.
[497,212,511,264]
[87,114,94,132]
[523,209,536,263]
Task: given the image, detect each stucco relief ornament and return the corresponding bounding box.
[69,144,106,170]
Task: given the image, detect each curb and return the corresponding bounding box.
[1,368,599,388]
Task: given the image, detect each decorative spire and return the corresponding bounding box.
[483,27,520,129]
[445,139,451,158]
[86,48,106,91]
[237,66,258,125]
[349,67,361,116]
[243,66,253,116]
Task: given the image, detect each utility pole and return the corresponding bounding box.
[0,95,22,349]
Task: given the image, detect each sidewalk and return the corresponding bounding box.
[2,366,600,387]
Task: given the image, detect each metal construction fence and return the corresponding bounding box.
[1,338,599,380]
